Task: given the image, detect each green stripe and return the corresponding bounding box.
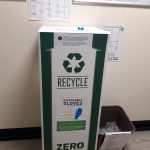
[57,120,86,131]
[88,34,108,150]
[40,32,54,150]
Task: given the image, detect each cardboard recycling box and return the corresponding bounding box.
[39,26,109,150]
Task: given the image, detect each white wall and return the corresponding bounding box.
[0,0,150,128]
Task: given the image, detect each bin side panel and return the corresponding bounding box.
[88,34,108,150]
[100,134,131,150]
[40,32,54,150]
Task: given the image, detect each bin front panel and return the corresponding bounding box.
[40,29,108,150]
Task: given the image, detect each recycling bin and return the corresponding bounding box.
[39,26,109,150]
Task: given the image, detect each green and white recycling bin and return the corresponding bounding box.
[39,26,109,150]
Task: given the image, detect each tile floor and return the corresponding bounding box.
[0,131,150,150]
[0,139,42,150]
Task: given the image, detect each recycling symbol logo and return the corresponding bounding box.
[63,53,85,73]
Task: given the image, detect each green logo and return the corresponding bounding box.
[63,53,85,73]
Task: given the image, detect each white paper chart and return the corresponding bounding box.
[29,0,70,21]
[100,25,124,62]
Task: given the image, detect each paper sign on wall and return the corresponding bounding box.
[100,25,124,62]
[29,0,71,21]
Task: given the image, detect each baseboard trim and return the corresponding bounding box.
[0,121,149,141]
[0,127,41,141]
[132,120,150,131]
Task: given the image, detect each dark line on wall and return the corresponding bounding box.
[0,120,149,141]
[0,127,41,141]
[132,120,150,131]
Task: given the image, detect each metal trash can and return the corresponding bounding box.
[97,106,135,150]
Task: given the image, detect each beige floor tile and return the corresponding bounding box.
[131,131,150,139]
[0,139,42,150]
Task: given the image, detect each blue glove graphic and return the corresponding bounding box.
[74,108,83,120]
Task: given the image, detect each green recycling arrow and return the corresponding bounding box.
[63,53,85,73]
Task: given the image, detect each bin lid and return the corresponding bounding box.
[39,26,110,34]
